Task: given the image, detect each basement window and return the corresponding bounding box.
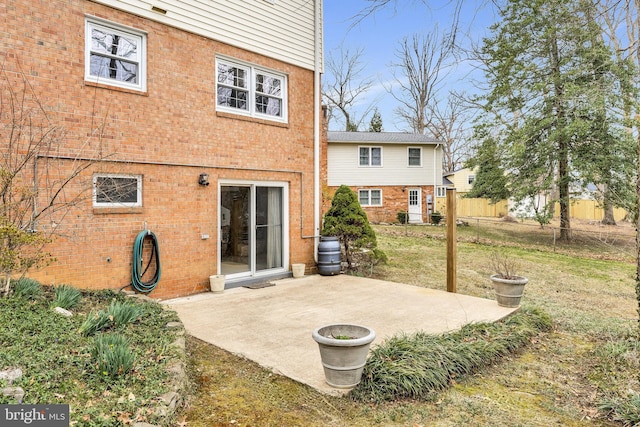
[93,174,142,207]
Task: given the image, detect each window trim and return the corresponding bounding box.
[216,56,288,123]
[358,146,383,167]
[407,147,422,167]
[93,173,143,208]
[436,186,447,197]
[85,17,147,92]
[358,189,382,206]
[468,174,476,185]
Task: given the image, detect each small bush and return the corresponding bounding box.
[12,277,42,299]
[52,284,82,309]
[430,211,443,225]
[91,333,135,379]
[397,211,408,224]
[322,185,386,274]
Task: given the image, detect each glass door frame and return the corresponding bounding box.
[218,179,289,281]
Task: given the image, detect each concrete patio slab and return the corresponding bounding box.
[163,274,519,396]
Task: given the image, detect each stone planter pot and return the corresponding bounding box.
[291,263,305,278]
[490,274,528,307]
[209,275,225,293]
[312,324,376,388]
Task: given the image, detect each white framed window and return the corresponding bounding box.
[216,57,287,122]
[85,18,146,92]
[436,186,447,197]
[358,189,382,206]
[93,174,142,207]
[468,174,476,185]
[359,146,382,166]
[408,147,422,166]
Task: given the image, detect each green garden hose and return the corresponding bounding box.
[131,230,161,293]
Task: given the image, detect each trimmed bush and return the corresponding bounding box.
[322,185,386,275]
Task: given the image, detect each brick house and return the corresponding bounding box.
[325,131,444,224]
[1,0,323,299]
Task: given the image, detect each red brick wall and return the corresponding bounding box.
[324,185,436,224]
[1,0,317,299]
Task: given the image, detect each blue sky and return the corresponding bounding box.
[322,0,498,132]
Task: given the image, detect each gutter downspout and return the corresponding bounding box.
[313,0,322,262]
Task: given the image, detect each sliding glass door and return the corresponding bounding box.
[220,182,287,279]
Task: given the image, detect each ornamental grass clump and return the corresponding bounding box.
[52,284,82,309]
[91,333,135,379]
[79,300,145,336]
[350,308,552,403]
[12,277,43,299]
[107,300,145,326]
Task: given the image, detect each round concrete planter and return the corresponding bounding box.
[490,274,528,307]
[312,324,375,388]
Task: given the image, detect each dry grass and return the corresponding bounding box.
[178,219,638,426]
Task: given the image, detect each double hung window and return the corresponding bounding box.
[358,189,382,206]
[408,147,422,166]
[216,58,287,122]
[85,18,146,92]
[359,147,382,166]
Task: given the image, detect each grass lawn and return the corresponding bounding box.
[179,220,639,426]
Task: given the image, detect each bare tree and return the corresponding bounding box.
[389,29,456,134]
[322,46,375,131]
[425,92,474,173]
[0,63,106,296]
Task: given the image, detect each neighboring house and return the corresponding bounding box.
[441,167,478,194]
[325,131,444,224]
[2,0,324,299]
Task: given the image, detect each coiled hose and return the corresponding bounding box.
[131,230,161,293]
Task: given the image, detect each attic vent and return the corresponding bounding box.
[151,5,167,14]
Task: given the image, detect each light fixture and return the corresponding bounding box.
[198,173,210,186]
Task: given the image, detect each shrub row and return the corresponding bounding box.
[351,307,552,403]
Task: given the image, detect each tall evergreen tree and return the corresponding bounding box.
[368,108,383,132]
[473,0,632,240]
[465,136,509,203]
